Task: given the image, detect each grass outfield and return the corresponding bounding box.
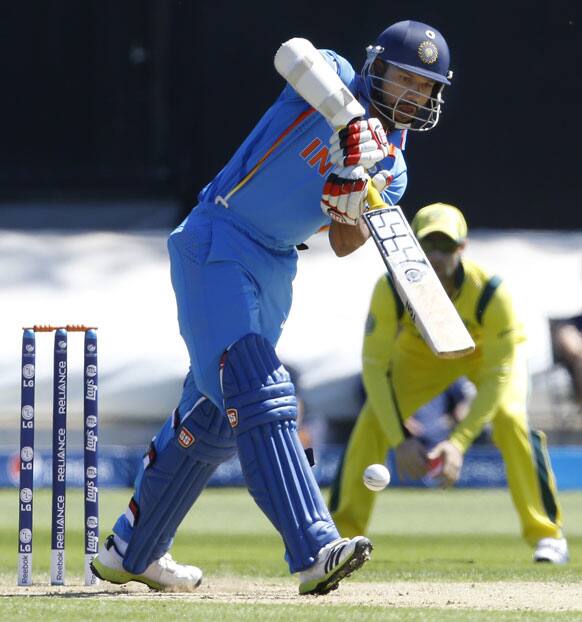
[1,487,581,620]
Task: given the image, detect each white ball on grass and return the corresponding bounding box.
[363,463,391,491]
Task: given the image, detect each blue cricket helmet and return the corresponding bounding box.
[374,20,451,86]
[361,20,453,131]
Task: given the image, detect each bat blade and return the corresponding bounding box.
[363,202,475,359]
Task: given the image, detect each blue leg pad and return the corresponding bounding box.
[222,334,339,573]
[121,398,236,574]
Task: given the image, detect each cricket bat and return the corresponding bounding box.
[274,38,475,359]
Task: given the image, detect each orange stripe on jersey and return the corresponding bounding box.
[225,107,316,201]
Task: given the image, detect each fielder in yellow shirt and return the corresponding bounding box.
[330,203,569,563]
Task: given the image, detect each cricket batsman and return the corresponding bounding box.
[92,21,456,593]
[330,203,569,564]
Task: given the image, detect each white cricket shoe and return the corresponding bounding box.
[298,536,373,595]
[91,534,203,591]
[533,537,569,564]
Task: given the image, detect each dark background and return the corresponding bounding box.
[0,0,579,228]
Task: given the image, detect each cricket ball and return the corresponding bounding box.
[363,463,391,491]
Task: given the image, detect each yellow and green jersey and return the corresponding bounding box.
[363,258,526,452]
[331,257,563,544]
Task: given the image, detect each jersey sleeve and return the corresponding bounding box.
[380,151,407,206]
[361,276,408,446]
[449,282,526,452]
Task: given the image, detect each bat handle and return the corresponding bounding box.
[366,183,387,212]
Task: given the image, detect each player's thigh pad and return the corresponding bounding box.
[122,398,236,574]
[221,333,339,573]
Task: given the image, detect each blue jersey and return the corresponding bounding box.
[118,49,412,576]
[196,50,408,251]
[169,49,410,409]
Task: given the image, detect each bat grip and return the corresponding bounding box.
[366,183,387,212]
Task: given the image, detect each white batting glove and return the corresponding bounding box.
[329,118,389,169]
[371,169,394,193]
[321,165,369,225]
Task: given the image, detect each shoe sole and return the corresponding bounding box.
[300,538,373,596]
[90,558,162,590]
[90,559,203,592]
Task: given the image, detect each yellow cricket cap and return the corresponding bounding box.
[411,203,468,242]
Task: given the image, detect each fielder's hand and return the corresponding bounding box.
[395,437,427,481]
[321,165,369,225]
[329,118,389,169]
[427,440,464,488]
